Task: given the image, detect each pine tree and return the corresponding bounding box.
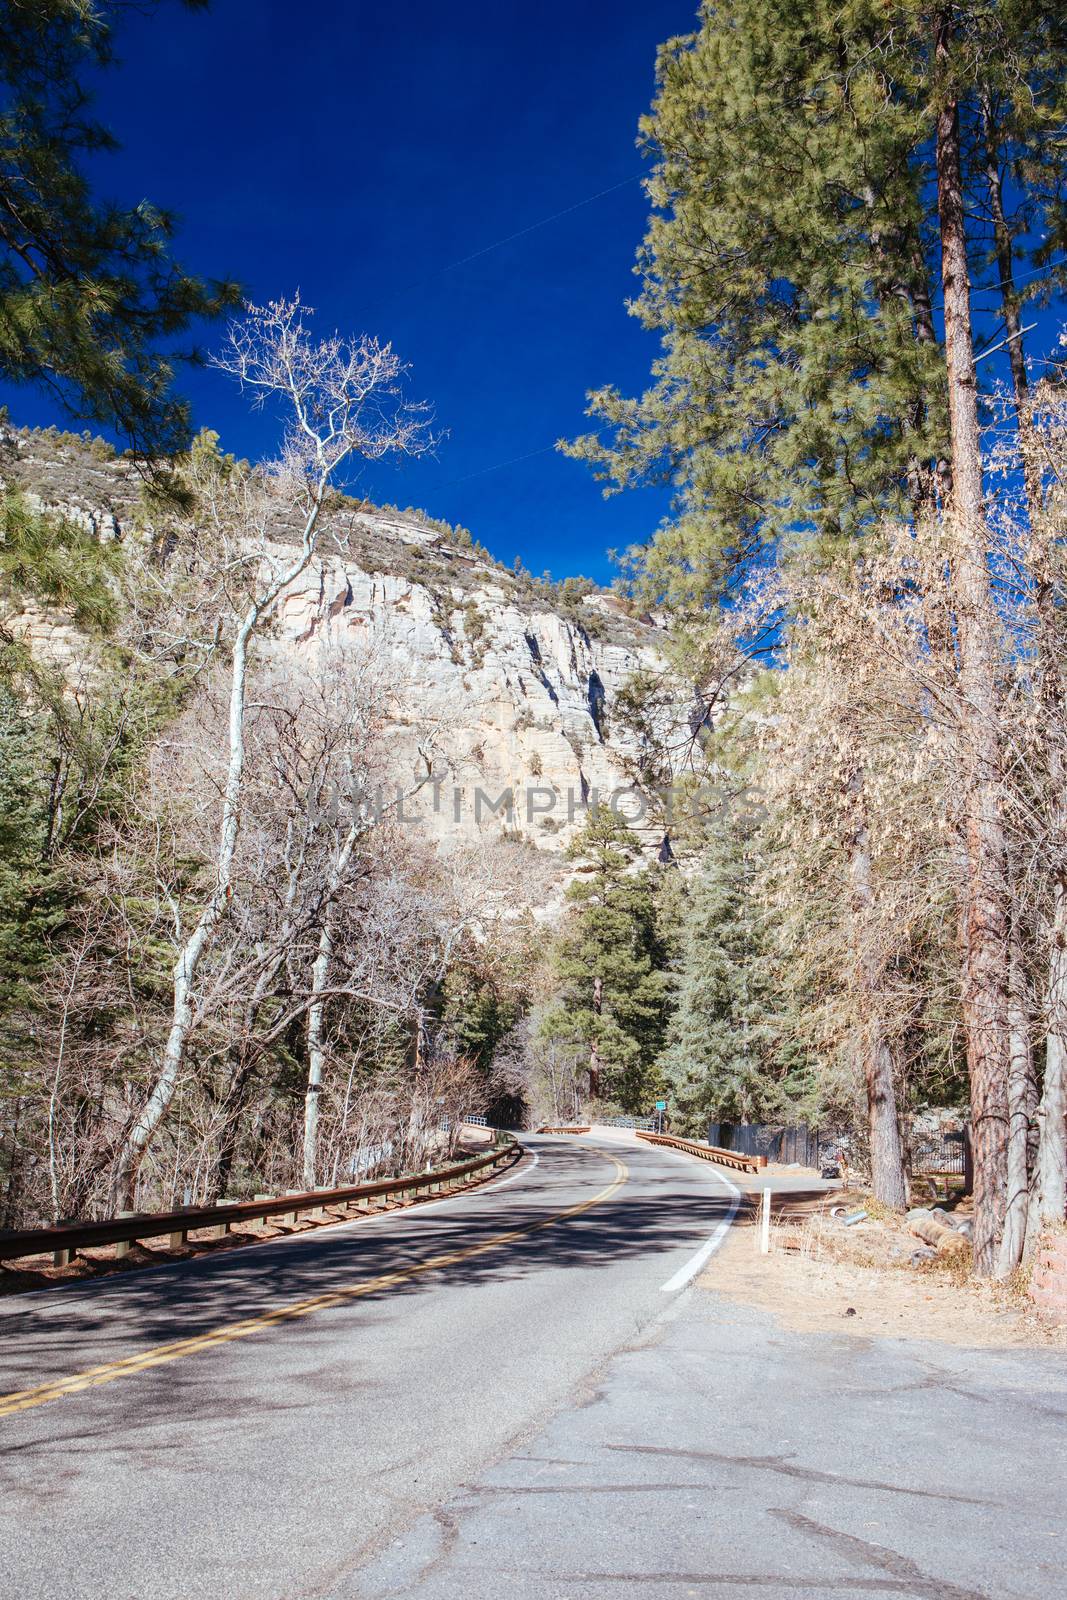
[566,0,1067,1270]
[0,487,119,632]
[564,0,945,597]
[539,810,669,1113]
[658,818,770,1135]
[0,2,240,455]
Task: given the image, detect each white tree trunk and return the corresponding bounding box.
[1026,877,1067,1255]
[996,925,1034,1275]
[303,923,333,1191]
[303,823,363,1189]
[110,501,325,1209]
[109,611,255,1209]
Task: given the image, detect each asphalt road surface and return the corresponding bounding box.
[1,1134,1063,1599]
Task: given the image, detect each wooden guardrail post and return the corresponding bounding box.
[216,1200,242,1238]
[52,1220,75,1267]
[168,1207,192,1249]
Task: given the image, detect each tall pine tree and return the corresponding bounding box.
[566,0,1067,1270]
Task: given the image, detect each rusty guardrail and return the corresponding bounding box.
[636,1129,765,1174]
[536,1125,591,1135]
[0,1135,521,1267]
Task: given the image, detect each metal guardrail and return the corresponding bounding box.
[0,1136,521,1267]
[536,1125,591,1135]
[637,1130,765,1174]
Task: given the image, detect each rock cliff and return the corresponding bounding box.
[2,424,677,856]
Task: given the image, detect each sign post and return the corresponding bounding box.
[655,1099,667,1134]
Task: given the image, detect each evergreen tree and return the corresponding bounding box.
[0,485,179,1057]
[0,1,240,455]
[564,0,945,600]
[0,686,66,1007]
[0,485,119,632]
[658,814,769,1135]
[566,0,1067,1269]
[539,809,668,1113]
[566,1,1067,598]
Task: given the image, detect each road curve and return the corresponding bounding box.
[0,1133,736,1598]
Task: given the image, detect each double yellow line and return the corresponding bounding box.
[0,1151,628,1420]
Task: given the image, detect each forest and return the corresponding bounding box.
[2,0,1067,1282]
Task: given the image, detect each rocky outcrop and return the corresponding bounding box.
[275,541,672,852]
[2,425,679,855]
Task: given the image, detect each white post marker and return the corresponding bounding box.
[759,1186,771,1255]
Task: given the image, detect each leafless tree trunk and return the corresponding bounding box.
[303,846,362,1189]
[110,534,322,1208]
[935,19,1011,1273]
[1027,887,1067,1252]
[110,298,433,1207]
[46,926,98,1222]
[998,916,1035,1274]
[980,93,1067,1257]
[848,768,907,1209]
[303,744,441,1188]
[303,924,333,1190]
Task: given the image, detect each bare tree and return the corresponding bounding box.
[934,18,1012,1273]
[298,646,447,1188]
[110,298,434,1205]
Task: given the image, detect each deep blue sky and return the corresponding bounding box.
[4,0,702,582]
[7,3,1062,581]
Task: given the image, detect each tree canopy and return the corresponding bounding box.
[0,1,240,456]
[565,0,1067,609]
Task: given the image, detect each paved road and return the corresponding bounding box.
[1,1135,1063,1599]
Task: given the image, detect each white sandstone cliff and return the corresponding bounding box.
[3,425,682,856]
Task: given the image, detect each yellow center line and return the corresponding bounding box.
[0,1152,628,1420]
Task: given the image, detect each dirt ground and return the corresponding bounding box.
[702,1186,1067,1350]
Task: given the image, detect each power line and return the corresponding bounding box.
[965,256,1066,302]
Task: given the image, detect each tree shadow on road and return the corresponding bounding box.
[0,1140,733,1417]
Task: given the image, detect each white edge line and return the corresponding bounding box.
[658,1160,741,1293]
[473,1147,540,1192]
